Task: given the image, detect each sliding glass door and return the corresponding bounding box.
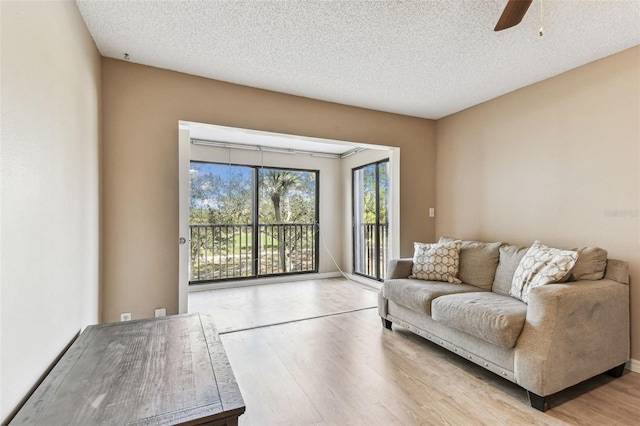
[189,162,255,281]
[258,168,318,276]
[189,161,318,283]
[353,159,389,281]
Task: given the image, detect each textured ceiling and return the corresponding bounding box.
[77,0,640,119]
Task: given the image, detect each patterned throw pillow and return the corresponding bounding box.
[510,241,578,303]
[410,240,462,283]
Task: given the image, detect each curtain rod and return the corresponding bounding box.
[190,138,365,159]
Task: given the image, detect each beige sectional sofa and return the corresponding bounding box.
[378,238,630,411]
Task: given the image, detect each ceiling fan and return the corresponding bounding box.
[494,0,533,31]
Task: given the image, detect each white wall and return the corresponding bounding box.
[0,1,101,421]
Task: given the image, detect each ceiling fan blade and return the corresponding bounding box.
[494,0,533,31]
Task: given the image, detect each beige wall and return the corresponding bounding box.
[101,59,436,323]
[2,2,635,418]
[0,1,101,422]
[436,46,640,360]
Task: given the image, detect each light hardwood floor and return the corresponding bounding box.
[190,279,640,425]
[189,278,378,333]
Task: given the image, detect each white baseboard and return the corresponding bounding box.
[187,271,343,292]
[627,359,640,373]
[343,273,382,291]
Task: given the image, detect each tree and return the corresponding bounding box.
[260,170,299,224]
[260,170,308,272]
[360,163,388,224]
[189,164,253,279]
[190,164,252,225]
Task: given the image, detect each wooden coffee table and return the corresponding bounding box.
[11,313,245,425]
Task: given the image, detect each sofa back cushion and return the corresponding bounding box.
[604,258,630,284]
[569,246,607,281]
[492,244,529,296]
[439,237,502,291]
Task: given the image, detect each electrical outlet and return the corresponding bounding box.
[120,312,132,322]
[429,208,435,218]
[154,308,166,318]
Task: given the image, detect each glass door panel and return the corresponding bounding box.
[189,162,254,282]
[258,168,318,276]
[353,160,389,281]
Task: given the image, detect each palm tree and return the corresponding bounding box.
[260,170,300,272]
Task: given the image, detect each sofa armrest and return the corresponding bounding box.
[385,258,414,280]
[377,290,388,318]
[514,279,630,396]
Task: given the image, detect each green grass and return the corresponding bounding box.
[191,231,286,256]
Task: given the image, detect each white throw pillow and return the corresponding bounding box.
[410,240,462,284]
[510,241,578,303]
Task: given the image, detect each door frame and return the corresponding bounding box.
[179,121,401,304]
[352,158,390,281]
[178,126,190,314]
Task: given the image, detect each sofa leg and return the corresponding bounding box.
[607,363,626,378]
[527,391,549,412]
[381,318,392,330]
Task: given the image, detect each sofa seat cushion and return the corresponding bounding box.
[431,292,527,349]
[382,279,481,316]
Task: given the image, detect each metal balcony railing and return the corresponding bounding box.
[358,223,389,280]
[189,223,317,283]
